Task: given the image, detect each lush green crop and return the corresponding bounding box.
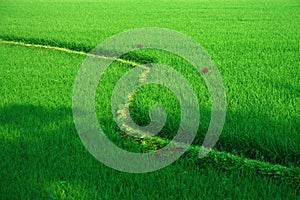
[0,0,299,199]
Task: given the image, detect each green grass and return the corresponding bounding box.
[0,0,299,199]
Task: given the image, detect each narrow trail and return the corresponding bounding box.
[0,39,141,67]
[1,38,299,184]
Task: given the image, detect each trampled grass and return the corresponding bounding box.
[0,0,299,199]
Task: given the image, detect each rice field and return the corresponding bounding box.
[0,0,299,199]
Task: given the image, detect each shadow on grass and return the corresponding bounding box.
[129,102,300,167]
[0,34,158,65]
[0,104,85,198]
[215,108,299,167]
[0,104,129,199]
[0,104,299,199]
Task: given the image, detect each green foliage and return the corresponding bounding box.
[0,0,299,199]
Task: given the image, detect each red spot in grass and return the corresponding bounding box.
[172,147,185,153]
[202,67,209,74]
[137,44,143,49]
